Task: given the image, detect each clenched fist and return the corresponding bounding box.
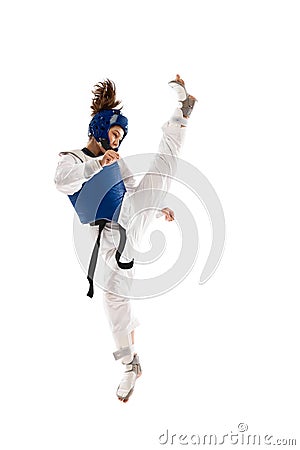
[100,150,120,167]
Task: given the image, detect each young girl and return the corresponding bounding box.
[54,75,196,402]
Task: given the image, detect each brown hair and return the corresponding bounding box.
[90,79,121,117]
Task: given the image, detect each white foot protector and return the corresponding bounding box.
[168,79,197,118]
[116,353,142,403]
[168,80,188,101]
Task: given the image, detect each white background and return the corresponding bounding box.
[0,0,299,449]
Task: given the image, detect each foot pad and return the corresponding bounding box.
[116,354,142,403]
[168,80,197,118]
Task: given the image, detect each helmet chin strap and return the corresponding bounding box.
[99,137,119,152]
[99,138,112,151]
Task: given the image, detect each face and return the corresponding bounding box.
[108,125,125,150]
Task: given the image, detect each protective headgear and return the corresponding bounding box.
[88,109,128,151]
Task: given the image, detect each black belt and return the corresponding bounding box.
[86,220,134,298]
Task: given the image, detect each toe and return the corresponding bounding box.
[176,74,185,85]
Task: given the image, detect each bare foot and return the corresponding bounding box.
[169,75,197,120]
[175,74,185,86]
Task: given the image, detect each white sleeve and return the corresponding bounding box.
[117,158,139,192]
[54,153,103,195]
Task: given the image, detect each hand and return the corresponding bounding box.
[161,207,175,222]
[100,150,120,167]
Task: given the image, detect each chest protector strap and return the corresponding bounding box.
[87,220,134,298]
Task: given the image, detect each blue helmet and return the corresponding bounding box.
[88,109,128,151]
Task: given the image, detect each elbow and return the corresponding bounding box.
[54,176,76,195]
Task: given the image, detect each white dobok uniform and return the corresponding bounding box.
[54,108,187,362]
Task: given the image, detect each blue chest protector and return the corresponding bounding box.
[68,161,126,224]
[64,150,134,298]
